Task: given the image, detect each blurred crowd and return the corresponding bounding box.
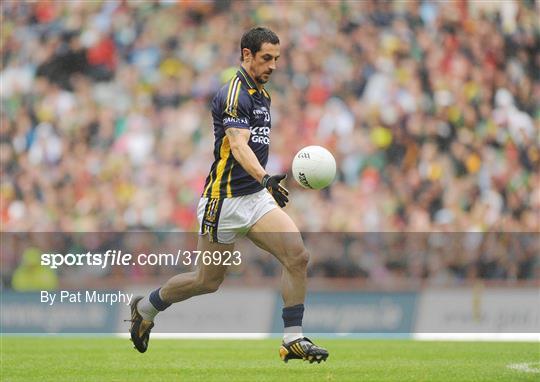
[1,1,539,284]
[1,0,539,232]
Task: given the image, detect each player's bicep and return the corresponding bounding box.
[225,127,250,150]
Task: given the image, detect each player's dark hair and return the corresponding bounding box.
[240,27,279,62]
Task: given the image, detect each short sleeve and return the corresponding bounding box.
[222,87,251,130]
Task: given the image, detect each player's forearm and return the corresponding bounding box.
[230,144,267,183]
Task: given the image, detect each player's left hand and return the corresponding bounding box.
[261,174,289,208]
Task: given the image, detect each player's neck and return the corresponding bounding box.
[241,64,263,91]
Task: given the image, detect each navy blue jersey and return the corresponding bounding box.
[202,67,272,198]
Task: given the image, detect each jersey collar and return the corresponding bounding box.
[238,66,257,90]
[238,66,270,98]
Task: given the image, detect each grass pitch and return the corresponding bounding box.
[1,337,539,381]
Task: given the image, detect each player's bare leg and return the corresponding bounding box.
[248,208,329,363]
[128,235,231,353]
[248,209,307,306]
[160,236,232,303]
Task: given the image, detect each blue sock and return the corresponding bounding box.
[282,304,304,343]
[149,288,171,311]
[282,304,304,328]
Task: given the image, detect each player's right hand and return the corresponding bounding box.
[261,174,289,208]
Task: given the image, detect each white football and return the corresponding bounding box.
[292,145,336,189]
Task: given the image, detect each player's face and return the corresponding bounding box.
[246,43,280,85]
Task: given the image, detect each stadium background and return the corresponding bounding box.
[1,0,539,339]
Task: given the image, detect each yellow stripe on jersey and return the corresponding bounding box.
[204,78,241,198]
[232,81,242,116]
[225,77,235,111]
[225,77,241,117]
[226,162,234,197]
[203,164,215,197]
[210,136,231,198]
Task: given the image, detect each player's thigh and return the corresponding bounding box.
[194,234,234,284]
[247,208,305,266]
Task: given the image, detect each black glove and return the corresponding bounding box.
[261,174,289,208]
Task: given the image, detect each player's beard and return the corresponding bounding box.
[256,72,272,84]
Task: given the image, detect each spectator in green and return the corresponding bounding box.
[12,248,58,291]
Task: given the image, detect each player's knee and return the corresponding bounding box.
[285,246,309,273]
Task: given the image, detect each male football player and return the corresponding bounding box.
[128,27,328,364]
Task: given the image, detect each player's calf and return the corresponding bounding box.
[193,272,225,295]
[160,269,225,303]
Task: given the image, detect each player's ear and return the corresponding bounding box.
[242,48,252,62]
